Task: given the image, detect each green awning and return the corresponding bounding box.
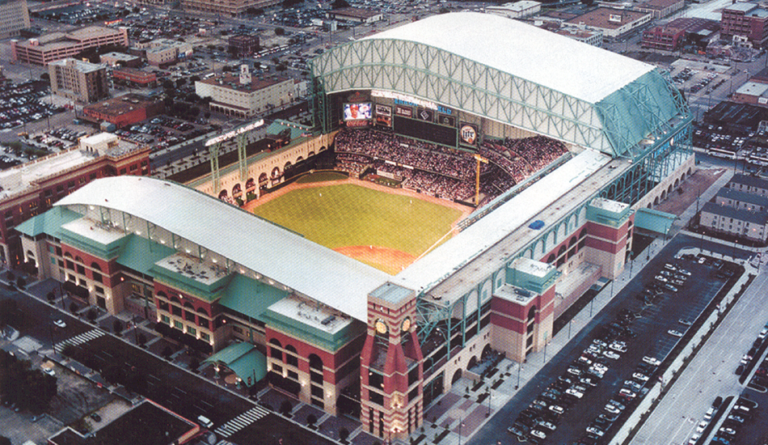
[635,208,677,235]
[203,342,266,387]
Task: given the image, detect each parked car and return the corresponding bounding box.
[53,319,66,328]
[668,330,684,338]
[642,356,661,366]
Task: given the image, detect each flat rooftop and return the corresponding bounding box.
[0,149,97,199]
[199,74,288,93]
[567,8,651,30]
[514,257,555,278]
[156,253,229,287]
[268,294,352,335]
[62,217,127,245]
[590,196,629,213]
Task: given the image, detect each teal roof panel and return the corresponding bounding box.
[116,235,176,276]
[15,207,82,238]
[218,274,290,322]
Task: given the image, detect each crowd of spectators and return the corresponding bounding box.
[479,136,568,183]
[333,129,568,203]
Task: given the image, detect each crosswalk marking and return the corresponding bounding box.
[55,329,105,350]
[213,405,270,438]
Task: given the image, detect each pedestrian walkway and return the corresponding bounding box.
[55,328,105,350]
[214,405,271,439]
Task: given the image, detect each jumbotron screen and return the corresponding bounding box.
[394,115,457,147]
[343,103,372,121]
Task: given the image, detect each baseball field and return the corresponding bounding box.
[250,176,465,275]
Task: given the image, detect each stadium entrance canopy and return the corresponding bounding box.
[309,12,690,159]
[203,342,266,387]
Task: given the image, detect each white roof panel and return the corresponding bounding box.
[394,149,611,291]
[55,177,389,321]
[363,12,654,103]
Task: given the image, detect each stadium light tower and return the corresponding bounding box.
[473,154,488,206]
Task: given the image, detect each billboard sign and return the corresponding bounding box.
[395,105,413,118]
[375,104,392,127]
[438,114,455,127]
[459,123,478,146]
[417,107,434,122]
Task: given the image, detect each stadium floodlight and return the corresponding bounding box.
[205,119,265,147]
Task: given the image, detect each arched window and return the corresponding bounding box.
[270,338,283,361]
[197,307,209,317]
[184,302,196,321]
[527,306,537,323]
[309,354,323,371]
[91,262,102,283]
[285,345,299,366]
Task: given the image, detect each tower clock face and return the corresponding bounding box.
[401,317,411,332]
[375,318,388,335]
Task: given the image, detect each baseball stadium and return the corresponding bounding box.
[17,12,694,441]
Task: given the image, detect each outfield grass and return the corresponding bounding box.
[252,184,462,258]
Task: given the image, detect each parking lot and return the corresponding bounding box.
[0,80,62,131]
[495,237,738,445]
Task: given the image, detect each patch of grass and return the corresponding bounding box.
[252,184,461,257]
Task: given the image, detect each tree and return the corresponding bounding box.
[0,436,11,445]
[47,292,55,303]
[16,277,25,289]
[307,413,317,428]
[138,333,147,347]
[112,319,123,335]
[274,27,285,36]
[188,356,200,372]
[339,427,350,442]
[332,0,350,8]
[40,73,50,81]
[279,400,293,417]
[69,302,79,313]
[87,308,98,322]
[162,346,173,359]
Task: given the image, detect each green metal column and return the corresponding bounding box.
[210,141,221,196]
[238,132,248,182]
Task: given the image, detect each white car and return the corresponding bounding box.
[53,319,66,328]
[618,388,636,399]
[642,356,661,366]
[43,367,55,376]
[633,372,649,382]
[603,350,621,360]
[668,330,684,338]
[586,426,605,437]
[696,420,708,433]
[530,429,547,440]
[655,275,668,283]
[609,342,627,353]
[565,388,584,399]
[604,404,621,415]
[536,420,557,431]
[688,433,701,445]
[548,405,565,415]
[591,363,609,374]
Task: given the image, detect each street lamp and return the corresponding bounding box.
[516,363,523,390]
[458,417,465,445]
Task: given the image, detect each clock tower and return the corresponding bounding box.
[360,282,423,440]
